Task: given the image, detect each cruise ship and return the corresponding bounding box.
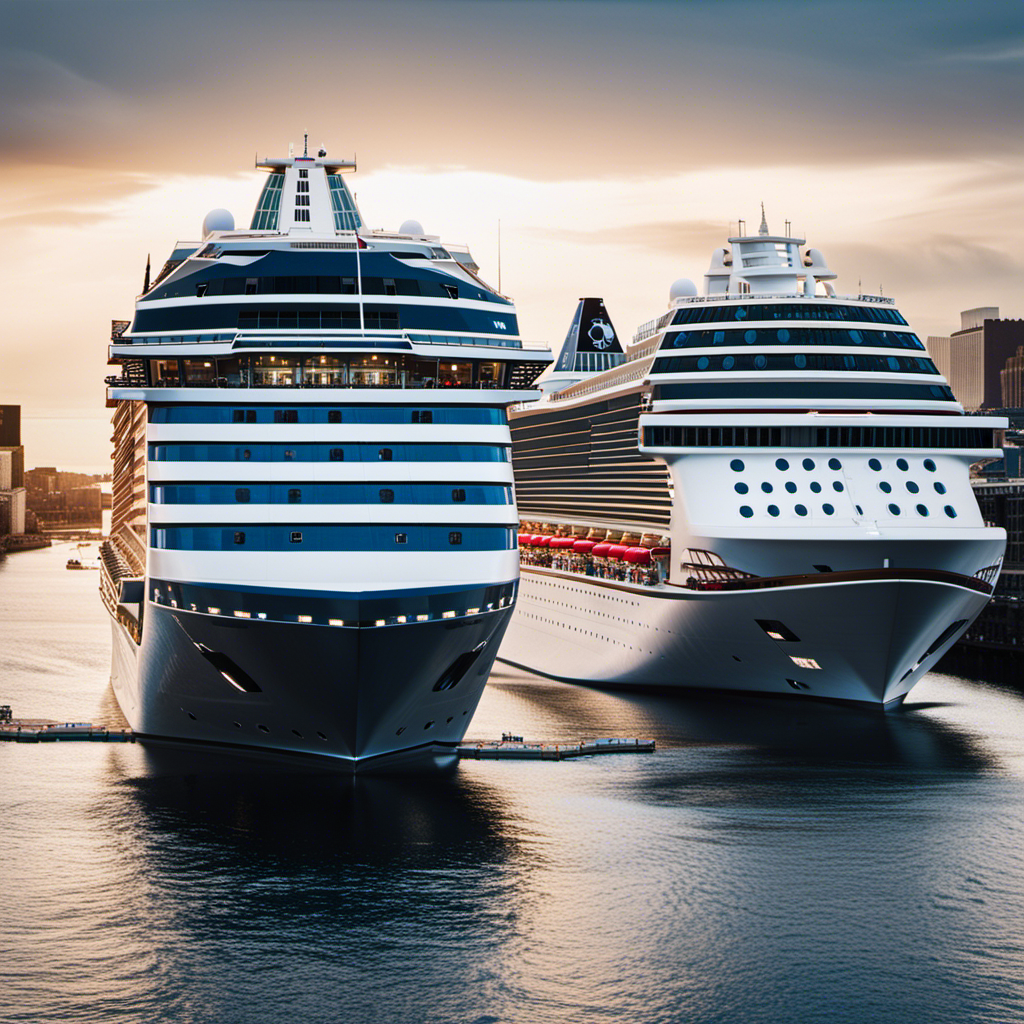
[498,212,1006,705]
[101,139,551,766]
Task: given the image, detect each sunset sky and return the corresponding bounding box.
[2,0,1022,470]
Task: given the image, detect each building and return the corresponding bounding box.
[0,404,26,536]
[1001,346,1024,409]
[927,308,1024,411]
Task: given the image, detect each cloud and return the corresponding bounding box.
[535,220,726,257]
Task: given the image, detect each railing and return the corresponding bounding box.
[106,377,539,391]
[671,292,896,306]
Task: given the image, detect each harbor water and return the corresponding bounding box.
[2,542,1023,1023]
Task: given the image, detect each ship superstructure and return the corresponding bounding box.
[102,140,551,765]
[499,212,1006,705]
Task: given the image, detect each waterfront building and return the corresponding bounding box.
[0,405,26,536]
[499,215,1006,706]
[926,308,1024,411]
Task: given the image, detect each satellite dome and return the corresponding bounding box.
[669,278,698,300]
[399,219,425,236]
[202,209,234,238]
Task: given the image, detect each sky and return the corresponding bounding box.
[2,0,1022,471]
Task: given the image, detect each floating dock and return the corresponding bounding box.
[457,737,655,760]
[0,720,135,743]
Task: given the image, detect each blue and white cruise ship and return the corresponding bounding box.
[500,212,1006,706]
[102,140,551,766]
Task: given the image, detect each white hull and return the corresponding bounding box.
[499,566,991,705]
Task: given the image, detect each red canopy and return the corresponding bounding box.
[649,546,671,557]
[624,547,652,565]
[573,539,596,553]
[517,534,532,546]
[606,544,629,559]
[591,543,612,557]
[537,535,553,546]
[550,537,576,549]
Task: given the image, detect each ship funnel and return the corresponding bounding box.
[554,297,623,373]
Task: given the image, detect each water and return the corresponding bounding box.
[2,543,1024,1024]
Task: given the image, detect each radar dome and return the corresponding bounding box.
[399,219,425,236]
[202,209,235,238]
[669,278,698,300]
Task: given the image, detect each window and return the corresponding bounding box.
[288,489,302,504]
[452,488,466,502]
[378,447,393,461]
[284,449,296,460]
[413,410,433,423]
[379,489,394,503]
[234,531,246,545]
[235,488,251,503]
[294,209,310,222]
[297,180,309,192]
[395,532,408,544]
[442,284,458,300]
[299,169,308,179]
[290,531,303,544]
[275,409,299,423]
[384,278,397,296]
[296,195,310,206]
[329,448,344,461]
[196,283,208,297]
[449,531,463,545]
[328,410,342,423]
[232,410,244,422]
[740,506,753,518]
[245,278,258,295]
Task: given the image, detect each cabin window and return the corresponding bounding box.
[379,489,394,504]
[329,448,344,461]
[449,532,463,546]
[328,410,342,423]
[378,447,393,461]
[245,278,258,295]
[288,489,302,504]
[452,489,466,502]
[412,410,432,423]
[296,195,310,207]
[284,449,296,460]
[234,531,246,545]
[395,533,408,544]
[442,284,458,300]
[384,278,397,296]
[235,488,250,503]
[274,409,298,423]
[299,169,308,179]
[290,531,303,544]
[297,180,309,193]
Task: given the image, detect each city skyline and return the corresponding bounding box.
[2,0,1022,470]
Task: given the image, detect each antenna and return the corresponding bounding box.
[784,219,791,236]
[497,219,502,294]
[738,218,746,235]
[303,133,308,157]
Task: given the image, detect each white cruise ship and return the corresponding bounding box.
[102,139,551,766]
[498,213,1006,706]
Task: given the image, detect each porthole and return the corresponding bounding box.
[735,482,749,494]
[849,329,863,344]
[896,458,909,471]
[944,505,957,518]
[833,481,844,492]
[697,356,710,370]
[291,729,303,738]
[924,459,936,472]
[424,721,434,730]
[777,328,790,342]
[744,329,757,343]
[802,458,815,471]
[934,482,947,494]
[316,731,327,740]
[887,357,900,371]
[880,481,892,493]
[785,481,797,493]
[795,504,808,517]
[396,727,405,736]
[257,724,270,733]
[828,458,842,471]
[810,481,822,493]
[776,458,790,471]
[794,354,807,369]
[822,504,835,515]
[856,504,864,514]
[888,503,901,515]
[730,459,745,472]
[736,307,748,320]
[753,354,768,369]
[740,505,754,518]
[722,355,735,369]
[869,458,882,471]
[917,504,929,516]
[907,481,919,493]
[761,482,773,493]
[768,505,780,517]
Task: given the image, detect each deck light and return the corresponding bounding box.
[297,614,313,623]
[207,606,221,615]
[790,656,822,670]
[416,614,429,621]
[375,618,386,626]
[328,618,345,626]
[233,610,251,618]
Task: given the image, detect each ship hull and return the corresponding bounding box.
[499,567,990,706]
[108,588,513,767]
